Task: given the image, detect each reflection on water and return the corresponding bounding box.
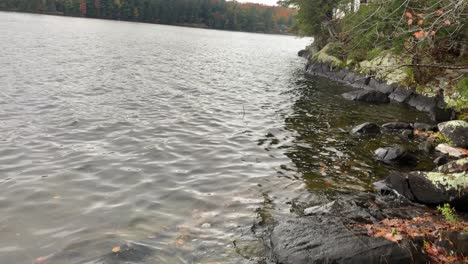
[0,12,434,264]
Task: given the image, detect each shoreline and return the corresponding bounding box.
[258,51,468,264]
[0,10,294,36]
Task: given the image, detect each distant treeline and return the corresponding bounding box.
[0,0,296,33]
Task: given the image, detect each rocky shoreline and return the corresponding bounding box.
[259,51,468,264]
[302,58,454,123]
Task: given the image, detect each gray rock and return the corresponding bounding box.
[367,79,397,94]
[438,120,468,148]
[374,146,416,165]
[413,122,437,131]
[418,141,434,154]
[297,49,310,58]
[384,170,467,206]
[436,144,468,158]
[388,86,414,103]
[303,201,336,215]
[270,198,428,264]
[436,157,468,174]
[350,122,381,134]
[382,122,412,130]
[342,90,390,104]
[400,129,414,138]
[433,155,449,166]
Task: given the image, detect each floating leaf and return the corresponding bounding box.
[112,246,121,253]
[176,239,185,246]
[35,256,48,264]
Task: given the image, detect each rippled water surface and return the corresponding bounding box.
[0,12,433,264]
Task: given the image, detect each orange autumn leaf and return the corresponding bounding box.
[176,239,185,246]
[112,246,121,253]
[35,256,49,264]
[413,30,425,39]
[436,9,444,15]
[405,12,412,18]
[417,20,423,25]
[407,19,413,25]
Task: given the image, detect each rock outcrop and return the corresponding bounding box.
[438,120,468,148]
[378,158,468,208]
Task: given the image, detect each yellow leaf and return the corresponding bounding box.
[417,20,423,25]
[112,246,121,253]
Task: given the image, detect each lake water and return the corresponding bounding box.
[0,12,432,263]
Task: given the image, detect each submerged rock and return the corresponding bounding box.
[438,120,468,148]
[342,90,390,104]
[382,122,412,130]
[413,122,437,132]
[433,155,449,166]
[374,146,416,165]
[350,122,381,135]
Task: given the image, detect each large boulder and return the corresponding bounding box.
[374,146,416,165]
[381,158,467,207]
[438,120,468,148]
[269,198,427,264]
[350,122,381,134]
[342,90,390,104]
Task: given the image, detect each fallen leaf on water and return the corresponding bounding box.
[112,246,121,253]
[35,256,48,264]
[176,239,185,246]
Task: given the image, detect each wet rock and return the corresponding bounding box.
[407,94,437,112]
[433,155,449,166]
[418,141,434,154]
[384,169,467,206]
[413,122,437,132]
[342,90,390,104]
[350,122,381,135]
[269,197,428,264]
[366,79,397,94]
[298,49,310,58]
[428,106,453,122]
[382,122,412,130]
[435,144,468,158]
[436,157,468,174]
[438,120,468,148]
[304,201,336,215]
[400,129,414,138]
[388,86,414,103]
[374,146,416,165]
